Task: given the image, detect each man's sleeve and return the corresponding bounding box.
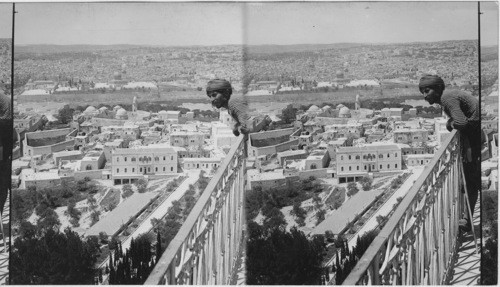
[441,96,468,131]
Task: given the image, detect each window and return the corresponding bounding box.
[364,165,367,170]
[380,164,382,169]
[379,154,383,159]
[117,168,119,173]
[140,168,143,172]
[349,166,351,171]
[395,153,398,157]
[155,167,158,172]
[355,155,360,160]
[395,164,398,168]
[349,155,351,160]
[132,157,136,162]
[163,156,166,161]
[341,167,344,171]
[387,153,390,158]
[387,164,390,169]
[132,168,135,172]
[171,156,174,160]
[163,167,166,171]
[125,168,127,173]
[171,167,174,171]
[341,156,344,161]
[356,166,359,170]
[124,157,127,162]
[117,157,119,162]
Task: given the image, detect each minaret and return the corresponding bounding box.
[132,96,137,113]
[355,94,360,110]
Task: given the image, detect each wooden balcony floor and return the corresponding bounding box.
[449,200,481,285]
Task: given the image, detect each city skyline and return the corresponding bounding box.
[0,2,496,46]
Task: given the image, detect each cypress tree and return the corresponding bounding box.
[109,252,114,270]
[156,231,162,262]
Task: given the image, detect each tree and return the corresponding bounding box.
[99,232,108,244]
[316,209,326,225]
[57,105,74,124]
[347,183,359,197]
[279,104,297,124]
[122,184,134,199]
[10,228,100,284]
[360,176,373,191]
[135,179,148,193]
[246,226,326,285]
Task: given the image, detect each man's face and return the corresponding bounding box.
[208,91,227,109]
[421,87,441,105]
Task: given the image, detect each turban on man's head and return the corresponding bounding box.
[419,75,445,93]
[206,79,232,95]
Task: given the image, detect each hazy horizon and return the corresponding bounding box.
[10,39,498,48]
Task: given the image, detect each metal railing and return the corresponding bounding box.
[145,135,246,285]
[343,130,465,285]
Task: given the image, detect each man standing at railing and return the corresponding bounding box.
[206,79,251,137]
[419,74,481,233]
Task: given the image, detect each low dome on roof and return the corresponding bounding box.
[113,105,122,111]
[84,106,97,113]
[116,108,127,117]
[99,106,108,111]
[307,105,320,112]
[336,104,346,110]
[322,105,332,110]
[339,106,351,115]
[158,110,168,114]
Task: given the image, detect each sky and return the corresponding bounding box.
[0,1,498,46]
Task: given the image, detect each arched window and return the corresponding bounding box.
[124,168,127,173]
[395,153,398,157]
[124,157,127,162]
[341,167,344,171]
[310,164,317,170]
[349,166,351,171]
[341,155,344,161]
[349,155,352,160]
[86,165,92,170]
[131,157,136,162]
[355,155,360,160]
[379,154,383,159]
[387,153,390,158]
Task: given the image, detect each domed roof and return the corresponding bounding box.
[336,104,346,110]
[113,105,122,111]
[339,106,351,116]
[99,106,108,111]
[335,70,344,78]
[158,110,168,115]
[307,105,320,112]
[84,106,97,113]
[116,108,127,116]
[322,105,332,111]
